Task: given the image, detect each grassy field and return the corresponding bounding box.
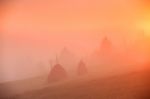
[0,70,149,99]
[0,75,48,98]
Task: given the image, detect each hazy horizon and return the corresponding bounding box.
[1,0,150,83]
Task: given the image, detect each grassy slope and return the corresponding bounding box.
[0,75,47,98]
[10,70,150,99]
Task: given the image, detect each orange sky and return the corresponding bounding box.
[4,0,138,30]
[3,0,141,55]
[2,0,150,38]
[1,0,150,82]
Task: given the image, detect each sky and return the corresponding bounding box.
[1,0,150,82]
[2,0,140,55]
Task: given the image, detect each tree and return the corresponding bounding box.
[77,60,88,76]
[48,63,68,83]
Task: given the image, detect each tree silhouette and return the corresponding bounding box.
[77,60,88,76]
[48,63,68,83]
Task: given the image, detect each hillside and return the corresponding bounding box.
[7,70,150,99]
[0,75,48,99]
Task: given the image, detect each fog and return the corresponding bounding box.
[0,0,150,83]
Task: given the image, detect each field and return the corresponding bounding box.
[0,70,149,99]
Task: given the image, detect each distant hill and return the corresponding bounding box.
[10,69,150,99]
